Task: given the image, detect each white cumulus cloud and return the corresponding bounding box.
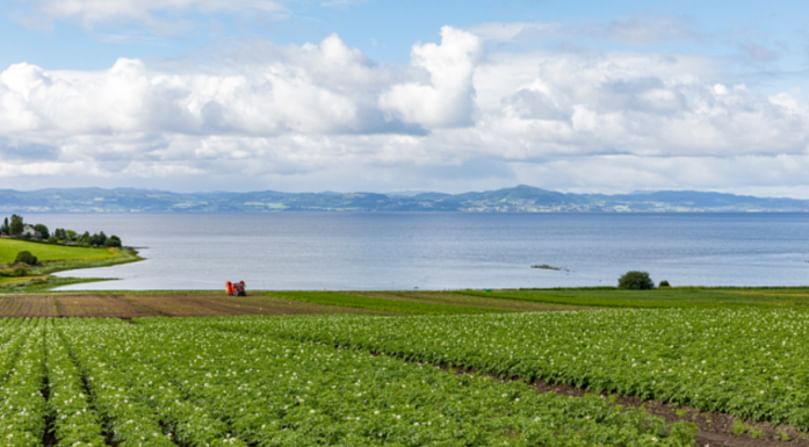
[379,26,482,128]
[2,24,809,196]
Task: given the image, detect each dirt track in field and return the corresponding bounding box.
[526,377,809,447]
[0,294,367,317]
[389,359,809,447]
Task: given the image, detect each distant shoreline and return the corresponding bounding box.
[2,185,809,213]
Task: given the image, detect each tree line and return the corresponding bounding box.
[0,214,122,248]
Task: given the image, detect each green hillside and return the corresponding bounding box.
[0,238,141,292]
[0,238,121,264]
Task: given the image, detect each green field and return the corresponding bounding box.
[262,287,809,313]
[268,290,572,314]
[0,318,696,446]
[228,309,809,429]
[455,287,809,308]
[0,308,806,445]
[0,291,805,445]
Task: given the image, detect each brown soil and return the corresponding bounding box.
[436,364,809,447]
[0,295,60,317]
[0,293,368,317]
[527,380,809,447]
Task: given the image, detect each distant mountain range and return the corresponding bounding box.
[1,186,808,213]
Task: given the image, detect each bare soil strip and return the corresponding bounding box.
[41,331,56,447]
[0,295,60,317]
[0,294,368,317]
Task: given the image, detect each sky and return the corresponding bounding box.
[2,1,809,197]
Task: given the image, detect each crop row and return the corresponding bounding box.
[56,319,244,447]
[191,308,809,429]
[0,320,46,446]
[58,317,695,446]
[44,323,107,446]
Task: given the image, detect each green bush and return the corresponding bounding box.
[14,251,39,266]
[659,280,671,288]
[0,266,29,277]
[618,271,655,290]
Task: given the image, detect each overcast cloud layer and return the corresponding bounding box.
[2,7,809,196]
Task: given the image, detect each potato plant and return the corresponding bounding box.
[44,322,108,446]
[0,321,46,446]
[19,311,809,445]
[210,309,809,428]
[54,322,174,446]
[56,317,694,446]
[56,320,246,447]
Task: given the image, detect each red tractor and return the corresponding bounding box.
[225,280,247,296]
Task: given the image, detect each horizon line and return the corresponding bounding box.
[1,185,808,201]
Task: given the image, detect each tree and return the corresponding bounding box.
[14,251,38,266]
[105,235,122,248]
[0,217,8,235]
[9,215,23,236]
[618,271,655,290]
[78,231,91,245]
[33,224,49,240]
[53,228,67,241]
[90,231,107,247]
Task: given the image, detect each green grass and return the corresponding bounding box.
[456,287,809,308]
[267,291,498,314]
[255,287,809,314]
[0,238,121,264]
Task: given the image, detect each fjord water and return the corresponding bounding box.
[39,213,809,290]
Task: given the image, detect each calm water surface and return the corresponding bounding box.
[29,213,809,290]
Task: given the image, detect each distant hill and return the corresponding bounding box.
[1,185,808,213]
